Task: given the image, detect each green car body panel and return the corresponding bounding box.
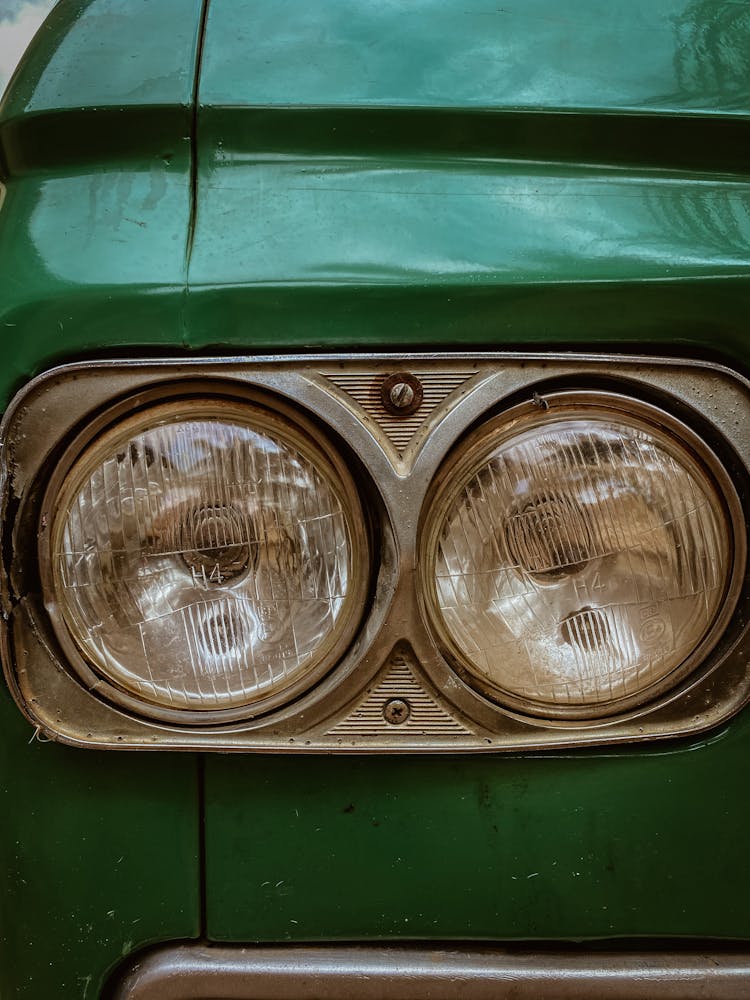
[1,0,749,995]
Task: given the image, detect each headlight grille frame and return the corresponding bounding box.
[1,352,748,752]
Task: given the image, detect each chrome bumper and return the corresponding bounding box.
[111,943,750,998]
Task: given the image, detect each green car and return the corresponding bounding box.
[2,0,750,996]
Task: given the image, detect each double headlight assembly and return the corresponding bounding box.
[1,355,748,751]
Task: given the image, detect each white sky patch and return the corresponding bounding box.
[0,1,56,96]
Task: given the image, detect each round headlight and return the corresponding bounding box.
[420,391,743,719]
[43,395,370,721]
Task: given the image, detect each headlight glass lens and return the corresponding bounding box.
[424,394,734,716]
[49,398,368,715]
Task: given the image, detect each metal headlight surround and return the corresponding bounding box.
[2,353,749,752]
[37,384,373,725]
[418,390,744,722]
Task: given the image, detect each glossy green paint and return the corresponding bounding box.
[0,686,201,999]
[205,720,749,941]
[1,0,750,994]
[2,0,201,117]
[188,113,750,356]
[186,0,750,357]
[0,0,202,403]
[199,0,750,114]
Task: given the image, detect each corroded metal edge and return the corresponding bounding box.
[109,943,750,999]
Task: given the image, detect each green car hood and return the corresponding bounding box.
[198,0,750,114]
[185,0,750,354]
[0,0,749,386]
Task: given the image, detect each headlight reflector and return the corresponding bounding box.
[422,392,738,717]
[46,397,369,719]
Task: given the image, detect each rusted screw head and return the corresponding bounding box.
[381,372,423,416]
[389,381,415,410]
[383,698,410,725]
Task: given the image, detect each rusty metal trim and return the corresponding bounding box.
[110,943,750,999]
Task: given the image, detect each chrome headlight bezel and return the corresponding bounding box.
[2,353,749,752]
[37,382,373,726]
[418,389,745,721]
